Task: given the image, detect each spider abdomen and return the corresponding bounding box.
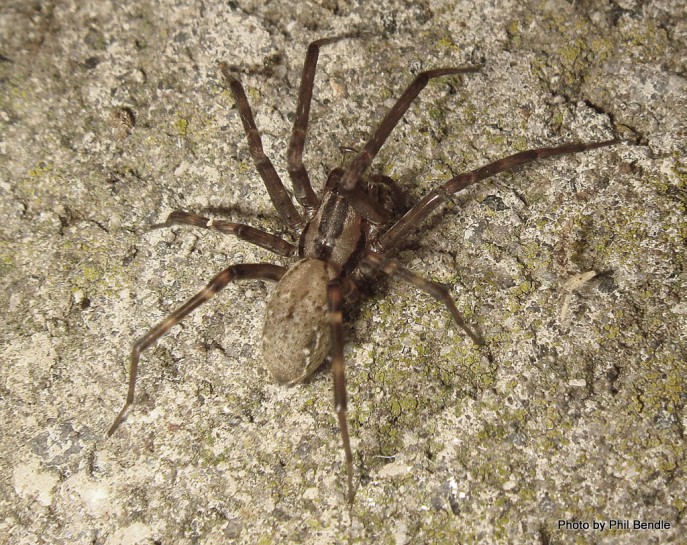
[262,258,340,384]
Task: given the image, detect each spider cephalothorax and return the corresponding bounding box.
[108,38,617,502]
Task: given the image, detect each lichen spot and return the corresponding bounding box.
[262,259,339,384]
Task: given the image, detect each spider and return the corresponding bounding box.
[108,38,617,502]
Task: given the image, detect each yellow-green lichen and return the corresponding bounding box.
[82,264,103,282]
[436,35,462,53]
[175,117,189,137]
[27,162,54,178]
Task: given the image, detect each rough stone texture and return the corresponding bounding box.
[1,1,685,544]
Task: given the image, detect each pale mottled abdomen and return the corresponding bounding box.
[262,259,340,384]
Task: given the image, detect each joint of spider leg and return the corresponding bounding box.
[433,185,454,207]
[208,271,234,293]
[233,223,248,238]
[328,309,343,324]
[371,254,400,276]
[287,128,306,154]
[340,279,358,302]
[381,261,400,278]
[341,149,374,191]
[218,61,238,85]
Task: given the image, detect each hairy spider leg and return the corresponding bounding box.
[219,63,303,227]
[326,277,358,503]
[286,37,343,215]
[339,66,481,220]
[158,210,297,257]
[375,139,619,252]
[363,251,485,347]
[108,263,286,437]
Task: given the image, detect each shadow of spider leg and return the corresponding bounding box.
[108,263,286,437]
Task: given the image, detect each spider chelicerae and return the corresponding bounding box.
[108,38,617,502]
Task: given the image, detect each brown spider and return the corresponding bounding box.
[108,38,617,502]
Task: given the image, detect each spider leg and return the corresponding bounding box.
[339,66,480,197]
[374,139,619,252]
[108,263,286,437]
[155,210,297,257]
[286,38,341,215]
[219,63,303,227]
[327,277,357,503]
[363,251,484,347]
